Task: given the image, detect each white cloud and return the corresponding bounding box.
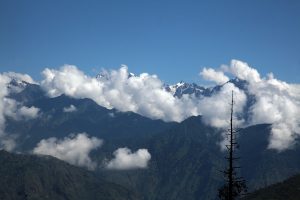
[223,60,300,151]
[0,74,16,151]
[105,147,151,170]
[0,72,39,151]
[3,98,39,121]
[200,67,229,85]
[228,60,261,83]
[41,65,201,122]
[0,74,11,128]
[197,83,247,128]
[63,104,77,112]
[39,64,247,128]
[249,80,300,151]
[17,106,40,119]
[268,123,296,150]
[199,60,300,151]
[33,133,102,170]
[39,61,300,151]
[41,65,108,107]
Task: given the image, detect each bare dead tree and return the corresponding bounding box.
[218,91,247,200]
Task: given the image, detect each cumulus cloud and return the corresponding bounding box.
[40,64,247,126]
[3,98,40,121]
[229,60,261,83]
[33,133,102,170]
[197,83,246,128]
[16,106,40,119]
[249,78,300,151]
[63,104,77,112]
[41,65,201,122]
[200,67,229,85]
[105,147,151,170]
[39,61,300,151]
[220,60,300,151]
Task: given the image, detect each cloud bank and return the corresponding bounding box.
[40,61,300,150]
[39,64,250,129]
[2,59,298,151]
[105,147,151,170]
[201,60,300,151]
[41,65,202,122]
[33,133,102,170]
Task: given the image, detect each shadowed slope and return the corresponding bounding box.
[0,150,138,200]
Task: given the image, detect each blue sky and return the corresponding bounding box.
[0,0,299,84]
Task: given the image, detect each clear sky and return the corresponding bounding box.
[0,0,299,84]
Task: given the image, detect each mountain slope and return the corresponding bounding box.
[0,150,137,200]
[102,116,300,200]
[102,116,225,200]
[5,81,300,200]
[6,83,176,151]
[245,174,300,200]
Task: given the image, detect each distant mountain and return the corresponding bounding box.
[164,81,210,98]
[5,79,300,200]
[0,150,138,200]
[6,82,176,152]
[96,71,249,99]
[102,116,300,200]
[163,77,249,98]
[164,78,255,122]
[245,174,300,200]
[8,80,46,104]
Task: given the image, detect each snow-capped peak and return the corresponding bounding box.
[175,81,185,87]
[128,72,135,78]
[164,78,249,98]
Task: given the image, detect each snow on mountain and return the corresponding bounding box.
[164,78,250,99]
[164,82,208,97]
[7,79,31,94]
[95,71,249,99]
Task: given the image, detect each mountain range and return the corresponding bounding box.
[1,77,300,199]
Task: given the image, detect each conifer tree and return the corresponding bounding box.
[218,91,247,200]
